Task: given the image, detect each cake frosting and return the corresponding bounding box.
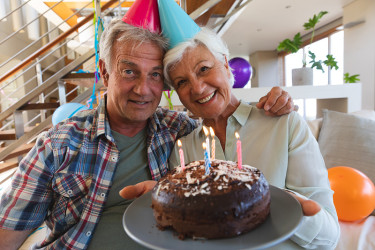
[151,159,271,239]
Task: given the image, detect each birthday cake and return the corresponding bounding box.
[151,159,271,239]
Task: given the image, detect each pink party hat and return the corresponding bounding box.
[122,0,161,33]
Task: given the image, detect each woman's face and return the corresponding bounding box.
[169,45,232,119]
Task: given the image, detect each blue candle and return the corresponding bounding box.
[203,143,211,175]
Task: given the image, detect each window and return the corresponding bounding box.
[283,29,344,119]
[284,30,344,87]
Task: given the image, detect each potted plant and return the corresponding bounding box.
[277,11,339,85]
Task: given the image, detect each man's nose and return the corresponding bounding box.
[133,76,150,95]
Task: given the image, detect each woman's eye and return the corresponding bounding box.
[200,66,209,72]
[175,79,187,88]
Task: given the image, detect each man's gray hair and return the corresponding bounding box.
[99,19,168,73]
[163,27,234,87]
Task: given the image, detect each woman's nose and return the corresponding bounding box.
[190,78,205,95]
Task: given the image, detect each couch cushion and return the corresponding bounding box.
[318,109,375,184]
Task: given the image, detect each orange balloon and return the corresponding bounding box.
[328,166,375,222]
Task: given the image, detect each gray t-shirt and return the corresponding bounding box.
[88,128,150,250]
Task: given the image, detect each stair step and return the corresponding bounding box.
[18,103,60,111]
[62,72,97,88]
[0,161,18,174]
[0,143,35,161]
[0,127,34,140]
[0,126,50,141]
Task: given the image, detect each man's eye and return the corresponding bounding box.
[151,72,162,78]
[122,69,133,75]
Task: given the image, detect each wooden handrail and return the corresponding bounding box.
[0,0,118,83]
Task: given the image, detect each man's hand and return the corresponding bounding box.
[256,86,296,116]
[289,193,321,216]
[119,180,157,199]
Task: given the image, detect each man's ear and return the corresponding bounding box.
[99,59,109,87]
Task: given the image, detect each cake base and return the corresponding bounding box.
[151,160,271,239]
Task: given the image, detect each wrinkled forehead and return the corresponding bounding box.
[113,39,164,63]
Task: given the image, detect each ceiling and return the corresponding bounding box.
[219,0,357,57]
[38,0,357,57]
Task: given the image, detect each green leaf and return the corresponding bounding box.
[323,54,339,70]
[277,33,302,53]
[343,73,360,83]
[303,11,328,31]
[308,51,324,72]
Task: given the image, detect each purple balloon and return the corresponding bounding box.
[229,57,252,88]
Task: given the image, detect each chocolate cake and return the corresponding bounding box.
[151,159,271,239]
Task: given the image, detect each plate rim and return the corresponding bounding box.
[123,185,303,250]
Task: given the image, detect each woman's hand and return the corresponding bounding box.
[289,192,321,216]
[257,86,297,116]
[119,180,157,199]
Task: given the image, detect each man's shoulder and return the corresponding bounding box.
[153,107,192,123]
[47,109,97,142]
[150,108,197,135]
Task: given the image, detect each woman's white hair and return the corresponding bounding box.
[163,27,234,87]
[99,19,168,73]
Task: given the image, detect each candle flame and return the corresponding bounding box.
[202,142,206,149]
[209,127,215,137]
[235,132,240,139]
[203,126,209,136]
[177,139,182,147]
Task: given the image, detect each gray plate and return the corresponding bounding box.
[123,185,303,250]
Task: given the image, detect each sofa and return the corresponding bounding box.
[307,109,375,250]
[18,109,375,249]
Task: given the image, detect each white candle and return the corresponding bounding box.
[235,132,242,169]
[210,127,215,160]
[177,140,185,171]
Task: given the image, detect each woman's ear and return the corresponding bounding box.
[223,55,231,78]
[99,59,109,87]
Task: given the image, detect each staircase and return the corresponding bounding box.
[0,0,251,182]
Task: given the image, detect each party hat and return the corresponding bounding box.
[158,0,201,48]
[122,0,161,33]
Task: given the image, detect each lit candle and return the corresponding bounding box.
[210,127,215,160]
[235,132,242,169]
[203,126,210,160]
[202,142,211,175]
[177,139,185,171]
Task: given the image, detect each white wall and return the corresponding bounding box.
[249,51,279,87]
[344,0,375,110]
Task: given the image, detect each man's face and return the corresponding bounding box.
[101,40,164,130]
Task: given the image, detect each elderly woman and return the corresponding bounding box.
[121,26,340,249]
[163,28,340,249]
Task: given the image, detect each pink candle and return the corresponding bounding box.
[210,127,215,160]
[235,132,242,169]
[177,140,185,171]
[203,126,210,160]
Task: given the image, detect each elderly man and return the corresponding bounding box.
[0,6,295,250]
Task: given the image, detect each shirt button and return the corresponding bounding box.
[86,231,92,237]
[112,156,117,161]
[100,193,106,198]
[67,190,73,195]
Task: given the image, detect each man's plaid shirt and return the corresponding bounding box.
[0,98,196,249]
